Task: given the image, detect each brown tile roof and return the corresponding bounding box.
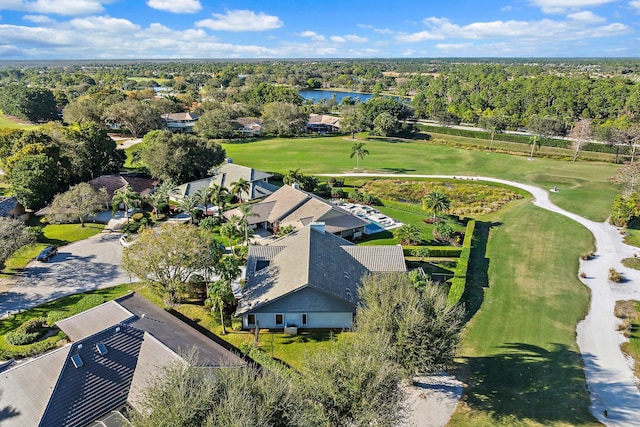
[88,175,159,198]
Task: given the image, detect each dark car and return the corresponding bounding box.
[36,245,58,262]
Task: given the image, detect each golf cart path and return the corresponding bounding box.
[329,173,640,426]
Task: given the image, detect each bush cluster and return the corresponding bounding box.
[402,246,462,258]
[5,317,48,346]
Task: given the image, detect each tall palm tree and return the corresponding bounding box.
[231,178,250,203]
[205,254,240,335]
[422,191,451,222]
[194,186,212,216]
[111,185,141,223]
[529,135,540,160]
[239,204,256,245]
[220,215,242,251]
[208,183,229,217]
[350,142,369,170]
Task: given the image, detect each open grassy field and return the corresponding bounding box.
[0,115,39,130]
[221,136,619,221]
[449,200,598,426]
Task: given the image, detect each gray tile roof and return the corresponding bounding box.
[39,325,145,427]
[0,197,20,218]
[171,163,275,201]
[227,185,368,234]
[0,293,245,426]
[237,223,406,315]
[56,300,134,341]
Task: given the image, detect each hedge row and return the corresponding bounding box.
[417,124,630,155]
[447,220,476,306]
[402,246,462,258]
[5,317,47,346]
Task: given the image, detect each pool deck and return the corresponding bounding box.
[332,200,404,234]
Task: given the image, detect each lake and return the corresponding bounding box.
[299,90,375,103]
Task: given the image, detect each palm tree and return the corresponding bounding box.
[350,142,369,170]
[422,191,451,222]
[111,185,141,223]
[145,181,175,219]
[529,135,540,160]
[177,195,200,223]
[239,204,256,245]
[220,215,242,251]
[194,186,212,216]
[231,178,250,203]
[393,224,423,245]
[205,255,242,334]
[208,183,229,217]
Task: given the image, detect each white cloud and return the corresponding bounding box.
[396,30,445,42]
[357,24,395,34]
[196,9,283,32]
[70,16,139,33]
[567,10,606,21]
[147,0,201,14]
[630,0,640,11]
[0,0,112,16]
[501,5,513,11]
[331,35,367,43]
[529,0,617,13]
[436,42,474,50]
[344,34,367,43]
[22,14,53,23]
[397,15,630,42]
[299,30,324,41]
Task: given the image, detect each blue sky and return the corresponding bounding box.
[0,0,638,59]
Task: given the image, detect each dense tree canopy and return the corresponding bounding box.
[0,85,58,122]
[141,130,226,183]
[0,217,35,270]
[8,153,61,209]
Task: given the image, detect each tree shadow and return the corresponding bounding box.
[379,167,417,174]
[462,221,500,323]
[459,342,596,425]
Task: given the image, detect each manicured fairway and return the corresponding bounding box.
[222,136,619,221]
[450,200,598,426]
[0,115,38,130]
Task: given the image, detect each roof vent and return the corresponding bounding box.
[71,354,84,368]
[344,271,349,279]
[77,344,83,350]
[291,182,300,190]
[115,326,121,332]
[96,342,108,356]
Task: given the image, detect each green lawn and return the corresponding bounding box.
[449,200,598,426]
[1,222,104,277]
[0,115,39,130]
[221,136,619,221]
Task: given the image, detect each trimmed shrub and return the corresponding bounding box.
[6,317,48,346]
[402,246,462,258]
[447,220,475,306]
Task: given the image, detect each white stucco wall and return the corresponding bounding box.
[243,312,353,329]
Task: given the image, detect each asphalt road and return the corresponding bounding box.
[0,232,135,317]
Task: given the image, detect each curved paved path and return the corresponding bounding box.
[328,173,640,426]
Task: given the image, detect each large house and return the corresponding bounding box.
[233,117,264,136]
[0,293,245,427]
[170,161,278,203]
[226,184,369,239]
[161,112,199,133]
[307,114,340,133]
[236,222,406,330]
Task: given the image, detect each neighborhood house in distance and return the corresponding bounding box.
[237,222,406,330]
[170,160,279,204]
[0,293,245,427]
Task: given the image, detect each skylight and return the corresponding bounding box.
[96,342,108,356]
[71,354,83,368]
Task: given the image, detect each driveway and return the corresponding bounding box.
[0,232,135,317]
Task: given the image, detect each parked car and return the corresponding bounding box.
[36,245,58,262]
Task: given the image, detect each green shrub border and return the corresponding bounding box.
[402,246,462,257]
[447,220,475,306]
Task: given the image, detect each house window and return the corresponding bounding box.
[275,314,284,326]
[302,314,308,326]
[247,314,256,326]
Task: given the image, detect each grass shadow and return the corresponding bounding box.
[460,342,595,425]
[462,221,499,323]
